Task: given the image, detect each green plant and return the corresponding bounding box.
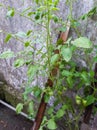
[0,0,97,130]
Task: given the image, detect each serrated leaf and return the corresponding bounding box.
[5,34,12,43]
[14,58,25,68]
[61,46,72,62]
[0,51,14,59]
[71,37,92,48]
[56,109,65,118]
[16,103,23,114]
[47,119,57,130]
[15,31,27,38]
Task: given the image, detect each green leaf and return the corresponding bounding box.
[47,119,57,130]
[16,103,23,114]
[27,30,32,36]
[51,54,59,65]
[28,101,34,115]
[61,46,72,62]
[27,65,38,78]
[0,51,14,59]
[14,58,25,68]
[24,41,30,47]
[5,34,12,43]
[56,109,65,118]
[86,95,95,106]
[59,26,67,32]
[71,37,92,48]
[34,87,42,98]
[15,31,27,38]
[48,107,54,115]
[6,8,15,17]
[44,94,50,103]
[62,70,72,77]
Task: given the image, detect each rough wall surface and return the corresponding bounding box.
[0,0,97,89]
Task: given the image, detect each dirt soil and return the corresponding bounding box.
[0,103,33,130]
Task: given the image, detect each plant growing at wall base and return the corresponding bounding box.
[0,0,97,130]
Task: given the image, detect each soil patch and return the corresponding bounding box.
[0,103,33,130]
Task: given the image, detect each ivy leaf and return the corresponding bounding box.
[5,34,12,43]
[14,58,25,68]
[16,103,23,114]
[0,51,14,59]
[6,8,15,17]
[47,119,57,130]
[71,37,92,48]
[61,46,72,62]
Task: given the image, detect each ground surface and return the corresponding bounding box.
[0,103,33,130]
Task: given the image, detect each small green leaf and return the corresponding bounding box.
[48,107,54,115]
[24,41,30,47]
[5,34,12,43]
[51,54,59,65]
[34,87,42,98]
[62,70,72,77]
[86,95,95,106]
[0,51,14,59]
[15,31,27,38]
[16,103,23,114]
[56,109,65,118]
[27,65,38,78]
[52,15,59,23]
[28,101,34,115]
[14,58,25,68]
[61,46,72,62]
[59,26,67,32]
[27,30,32,36]
[47,119,57,130]
[71,37,92,48]
[7,8,15,17]
[44,94,50,103]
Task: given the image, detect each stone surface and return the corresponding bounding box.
[0,0,97,89]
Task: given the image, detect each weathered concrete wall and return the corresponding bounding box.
[0,0,97,89]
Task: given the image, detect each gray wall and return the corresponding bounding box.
[0,0,97,89]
